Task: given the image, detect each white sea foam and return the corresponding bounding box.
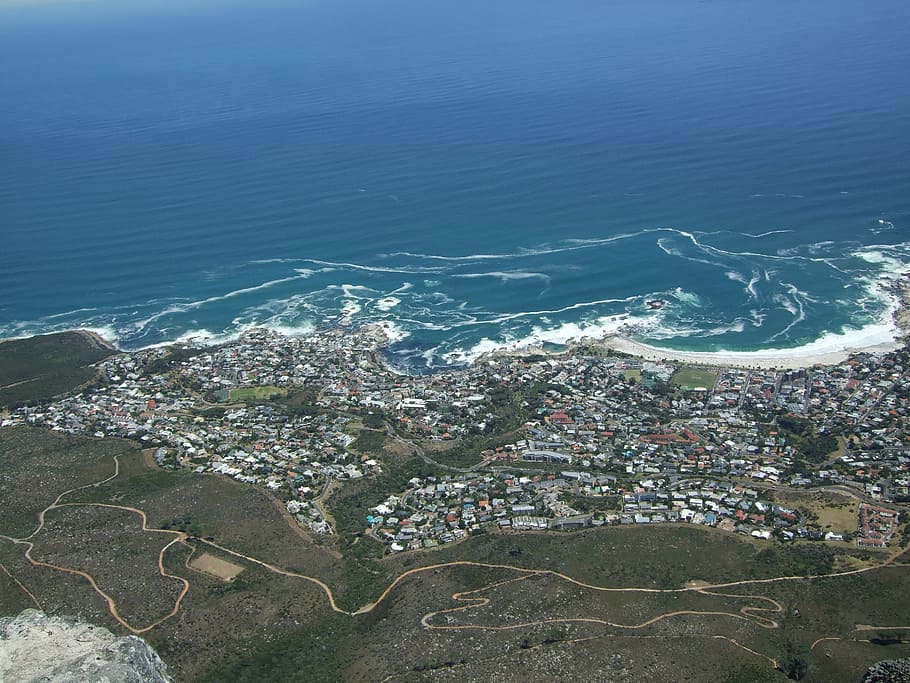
[339,284,379,300]
[855,246,909,270]
[645,319,900,364]
[375,297,401,311]
[299,267,337,276]
[746,271,761,300]
[385,227,807,278]
[749,230,794,238]
[453,271,552,286]
[16,232,910,373]
[420,346,441,368]
[438,296,638,329]
[388,228,675,264]
[671,288,703,308]
[213,275,308,300]
[382,250,513,262]
[138,318,316,350]
[260,321,316,338]
[725,270,761,300]
[373,319,409,344]
[773,294,799,317]
[341,301,362,318]
[43,307,100,320]
[171,328,241,346]
[769,285,808,341]
[81,326,121,346]
[657,239,684,258]
[305,258,446,275]
[128,274,311,332]
[442,339,496,364]
[450,314,641,364]
[656,236,726,269]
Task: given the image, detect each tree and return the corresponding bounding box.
[780,642,811,680]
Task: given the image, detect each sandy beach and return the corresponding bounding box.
[484,276,910,371]
[586,335,902,370]
[577,275,910,370]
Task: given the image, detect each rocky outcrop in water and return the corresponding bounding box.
[0,609,172,683]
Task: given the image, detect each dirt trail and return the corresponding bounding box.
[2,451,907,673]
[0,561,43,610]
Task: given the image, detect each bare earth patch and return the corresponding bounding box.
[189,552,245,582]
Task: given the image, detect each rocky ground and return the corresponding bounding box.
[862,657,910,683]
[0,609,172,683]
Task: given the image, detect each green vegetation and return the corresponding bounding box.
[753,543,835,577]
[350,429,386,453]
[143,345,205,376]
[780,641,812,680]
[327,451,440,611]
[422,384,536,467]
[361,411,386,429]
[0,331,115,408]
[773,490,857,534]
[228,385,288,402]
[568,343,607,357]
[721,663,783,683]
[197,612,355,683]
[31,504,185,627]
[428,428,523,468]
[0,426,136,537]
[2,424,909,683]
[777,415,839,462]
[281,387,334,418]
[559,492,621,514]
[671,365,717,391]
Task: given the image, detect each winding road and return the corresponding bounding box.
[1,451,908,676]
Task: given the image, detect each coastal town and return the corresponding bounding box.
[3,326,908,554]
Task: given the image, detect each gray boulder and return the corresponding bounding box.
[0,609,172,683]
[861,658,910,683]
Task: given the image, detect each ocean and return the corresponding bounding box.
[2,0,909,371]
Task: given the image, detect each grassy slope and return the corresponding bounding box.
[0,331,115,408]
[1,427,908,682]
[671,366,718,390]
[0,426,136,538]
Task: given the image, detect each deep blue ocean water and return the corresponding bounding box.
[2,0,909,369]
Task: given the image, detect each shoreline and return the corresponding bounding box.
[5,272,910,372]
[582,335,903,370]
[74,329,118,353]
[5,322,907,373]
[485,272,910,370]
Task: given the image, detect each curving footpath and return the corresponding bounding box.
[1,452,909,675]
[0,456,190,634]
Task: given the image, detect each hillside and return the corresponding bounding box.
[0,331,115,409]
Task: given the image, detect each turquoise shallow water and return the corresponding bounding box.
[1,0,909,369]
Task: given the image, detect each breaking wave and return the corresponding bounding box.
[3,227,909,373]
